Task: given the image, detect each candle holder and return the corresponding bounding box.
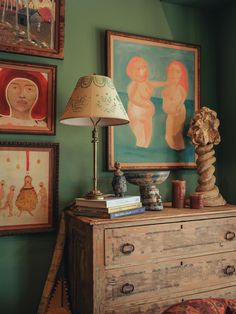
[125,171,170,211]
[172,180,186,208]
[190,192,204,209]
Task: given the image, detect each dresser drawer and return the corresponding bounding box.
[104,285,236,314]
[104,251,236,303]
[105,217,236,267]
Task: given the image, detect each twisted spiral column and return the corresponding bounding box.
[195,144,226,206]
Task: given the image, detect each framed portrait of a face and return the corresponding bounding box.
[0,60,56,135]
[107,31,200,170]
[0,0,64,59]
[0,141,59,235]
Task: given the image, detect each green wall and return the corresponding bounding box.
[0,1,218,313]
[217,2,236,204]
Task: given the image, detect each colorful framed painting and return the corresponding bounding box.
[0,141,59,235]
[0,60,56,135]
[107,30,200,170]
[0,0,64,59]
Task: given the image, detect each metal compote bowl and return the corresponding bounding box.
[125,171,170,211]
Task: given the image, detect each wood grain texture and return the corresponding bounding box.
[105,217,236,267]
[104,251,236,303]
[104,285,236,314]
[65,205,236,314]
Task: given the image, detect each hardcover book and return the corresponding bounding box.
[75,202,143,213]
[73,206,145,219]
[75,195,141,208]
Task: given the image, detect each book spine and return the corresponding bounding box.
[108,202,142,213]
[106,196,141,207]
[73,207,145,218]
[74,206,108,213]
[75,202,142,213]
[75,196,141,208]
[73,210,110,218]
[110,207,145,218]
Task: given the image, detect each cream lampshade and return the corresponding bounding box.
[60,74,129,199]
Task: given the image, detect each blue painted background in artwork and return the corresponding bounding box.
[114,93,195,164]
[113,39,195,99]
[112,38,196,164]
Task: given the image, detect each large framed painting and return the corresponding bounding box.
[107,30,200,170]
[0,0,64,59]
[0,60,56,135]
[0,141,59,235]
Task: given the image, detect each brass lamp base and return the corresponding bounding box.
[85,189,104,200]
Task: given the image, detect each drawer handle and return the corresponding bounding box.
[225,231,235,241]
[224,265,236,276]
[121,283,134,294]
[121,243,135,255]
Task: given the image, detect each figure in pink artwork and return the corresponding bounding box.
[16,175,38,216]
[38,181,48,212]
[126,56,166,148]
[162,60,188,150]
[0,185,15,217]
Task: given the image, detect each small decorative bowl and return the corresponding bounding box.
[125,171,170,211]
[125,171,170,186]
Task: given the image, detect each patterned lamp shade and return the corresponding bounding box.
[60,74,129,126]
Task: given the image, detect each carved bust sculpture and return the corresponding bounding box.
[188,106,226,206]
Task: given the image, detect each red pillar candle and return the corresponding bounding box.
[190,192,204,209]
[172,180,186,208]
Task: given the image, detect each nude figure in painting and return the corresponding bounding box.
[126,56,166,148]
[162,60,188,150]
[38,181,48,213]
[0,185,15,217]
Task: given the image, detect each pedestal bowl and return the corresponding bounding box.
[125,171,170,211]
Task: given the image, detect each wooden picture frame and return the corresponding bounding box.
[0,141,59,236]
[107,30,200,170]
[0,0,64,59]
[0,60,56,135]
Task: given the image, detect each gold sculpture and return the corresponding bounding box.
[188,106,226,206]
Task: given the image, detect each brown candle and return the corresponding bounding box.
[172,180,186,208]
[190,192,204,209]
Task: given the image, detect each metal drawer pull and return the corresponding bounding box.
[121,283,134,294]
[224,265,236,276]
[225,231,235,241]
[121,243,135,255]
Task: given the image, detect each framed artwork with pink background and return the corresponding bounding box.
[107,31,200,170]
[0,141,59,235]
[0,60,56,135]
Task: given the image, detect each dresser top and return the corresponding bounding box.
[67,204,236,227]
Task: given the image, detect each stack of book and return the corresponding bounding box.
[73,195,145,218]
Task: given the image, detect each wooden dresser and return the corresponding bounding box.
[66,205,236,314]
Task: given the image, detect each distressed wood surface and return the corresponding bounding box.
[69,204,236,227]
[66,215,94,314]
[104,251,236,303]
[105,217,236,267]
[104,285,236,314]
[65,206,236,314]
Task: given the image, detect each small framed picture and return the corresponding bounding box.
[0,141,59,236]
[0,0,64,59]
[0,60,56,135]
[107,30,200,170]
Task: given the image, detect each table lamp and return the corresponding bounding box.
[60,74,129,200]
